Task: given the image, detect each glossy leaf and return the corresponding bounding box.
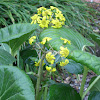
[0,43,11,53]
[89,76,100,92]
[27,74,37,88]
[47,83,81,100]
[0,65,35,100]
[0,49,15,65]
[39,27,100,75]
[0,23,39,55]
[39,27,94,50]
[20,46,37,71]
[64,59,84,74]
[69,50,100,75]
[20,46,37,63]
[88,91,100,100]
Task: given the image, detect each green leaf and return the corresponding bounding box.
[0,49,16,65]
[39,27,94,50]
[20,46,37,63]
[27,74,37,88]
[47,83,81,100]
[64,59,84,74]
[88,91,100,100]
[90,33,100,46]
[39,27,100,75]
[0,65,35,100]
[0,23,39,55]
[69,50,100,75]
[0,43,11,53]
[20,46,37,71]
[89,76,100,92]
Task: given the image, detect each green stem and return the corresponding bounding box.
[82,75,100,100]
[79,66,88,98]
[43,87,48,100]
[36,53,46,100]
[17,50,20,68]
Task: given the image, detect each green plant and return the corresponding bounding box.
[0,6,100,100]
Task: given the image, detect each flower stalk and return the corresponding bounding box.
[79,66,88,98]
[36,53,46,100]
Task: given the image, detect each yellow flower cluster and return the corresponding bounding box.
[46,52,55,64]
[60,37,71,44]
[31,6,65,28]
[29,36,36,45]
[34,59,45,67]
[60,59,69,66]
[46,66,56,72]
[41,37,52,45]
[59,46,69,58]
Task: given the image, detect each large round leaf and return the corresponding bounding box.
[88,76,100,100]
[47,83,81,100]
[39,27,94,50]
[89,76,100,92]
[64,59,84,74]
[70,50,100,75]
[0,43,11,53]
[0,49,15,65]
[88,91,100,100]
[0,65,35,100]
[0,23,39,55]
[39,27,100,75]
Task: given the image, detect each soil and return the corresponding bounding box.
[63,71,96,100]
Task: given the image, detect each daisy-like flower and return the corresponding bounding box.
[37,7,46,15]
[31,14,41,24]
[34,59,45,67]
[29,36,36,45]
[60,59,69,66]
[38,16,50,28]
[59,46,69,58]
[55,13,65,21]
[46,52,55,64]
[50,6,57,10]
[51,18,62,28]
[42,9,52,16]
[46,66,56,72]
[51,68,56,72]
[46,66,52,72]
[60,37,71,44]
[56,8,62,14]
[40,37,52,45]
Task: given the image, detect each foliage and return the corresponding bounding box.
[0,23,39,55]
[0,2,100,100]
[0,65,35,100]
[0,0,37,27]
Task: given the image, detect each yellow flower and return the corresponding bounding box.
[56,8,62,14]
[60,59,69,66]
[55,13,65,21]
[46,52,55,64]
[37,7,46,15]
[50,6,56,10]
[51,19,62,28]
[60,46,69,58]
[39,16,50,28]
[31,14,41,24]
[51,68,56,72]
[34,59,45,67]
[46,66,52,72]
[29,36,36,45]
[46,66,56,72]
[41,37,52,45]
[42,9,52,16]
[60,37,71,44]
